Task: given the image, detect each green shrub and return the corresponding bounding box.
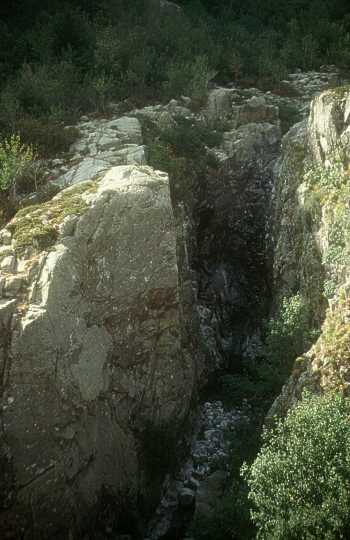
[221,294,318,410]
[157,116,221,158]
[220,360,290,411]
[14,117,80,158]
[0,90,21,132]
[0,135,35,194]
[265,294,310,363]
[50,7,95,68]
[323,278,338,300]
[5,60,85,120]
[263,294,319,392]
[163,55,214,105]
[141,116,221,186]
[94,25,122,82]
[278,102,302,134]
[0,134,37,223]
[242,392,350,539]
[86,73,116,112]
[15,160,47,197]
[221,372,261,406]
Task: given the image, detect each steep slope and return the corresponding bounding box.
[270,86,350,418]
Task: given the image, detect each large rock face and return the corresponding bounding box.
[0,166,196,538]
[308,87,350,162]
[193,112,281,369]
[269,86,350,419]
[191,70,345,373]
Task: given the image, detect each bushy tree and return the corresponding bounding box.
[242,392,350,539]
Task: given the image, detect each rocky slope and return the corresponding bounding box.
[269,84,350,418]
[0,66,348,538]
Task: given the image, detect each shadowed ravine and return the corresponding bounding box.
[0,64,349,539]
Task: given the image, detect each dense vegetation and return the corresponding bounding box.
[244,392,350,539]
[0,0,349,198]
[0,0,349,130]
[191,393,350,540]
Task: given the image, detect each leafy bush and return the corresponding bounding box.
[278,102,302,134]
[0,135,35,194]
[221,294,318,409]
[141,115,221,189]
[94,26,121,78]
[15,160,48,197]
[14,118,80,158]
[262,294,319,395]
[0,134,38,223]
[242,392,350,539]
[0,89,21,132]
[265,294,311,364]
[163,55,215,106]
[2,60,89,121]
[49,6,95,68]
[159,116,221,157]
[323,278,338,300]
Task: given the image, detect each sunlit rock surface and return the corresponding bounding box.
[0,165,196,538]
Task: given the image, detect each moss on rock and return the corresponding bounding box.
[8,181,96,254]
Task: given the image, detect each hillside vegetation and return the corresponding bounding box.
[0,0,349,130]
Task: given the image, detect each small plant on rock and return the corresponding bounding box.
[0,134,35,198]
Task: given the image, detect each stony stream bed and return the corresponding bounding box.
[146,401,245,540]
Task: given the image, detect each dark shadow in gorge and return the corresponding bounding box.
[190,159,275,376]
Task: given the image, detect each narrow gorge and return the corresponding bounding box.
[1,62,350,540]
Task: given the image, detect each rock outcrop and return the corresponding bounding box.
[194,97,281,368]
[308,86,350,162]
[0,165,196,538]
[0,67,348,538]
[269,85,350,419]
[191,69,345,372]
[51,116,146,188]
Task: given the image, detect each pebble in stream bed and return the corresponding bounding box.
[146,401,244,539]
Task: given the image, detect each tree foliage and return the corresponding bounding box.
[0,0,349,127]
[243,392,350,539]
